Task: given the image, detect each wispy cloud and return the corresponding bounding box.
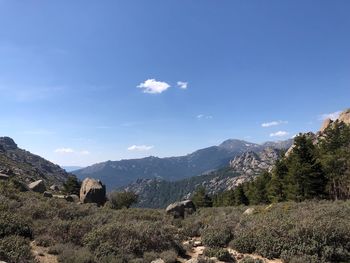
[127,145,154,151]
[270,131,289,137]
[54,148,90,155]
[177,81,188,89]
[55,148,74,154]
[137,79,170,94]
[197,114,213,120]
[261,120,288,127]
[320,111,342,121]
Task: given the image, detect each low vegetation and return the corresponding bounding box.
[0,179,350,262]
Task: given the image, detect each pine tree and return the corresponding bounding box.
[268,159,288,202]
[63,176,81,195]
[192,186,212,207]
[319,120,350,199]
[285,134,326,201]
[234,184,249,205]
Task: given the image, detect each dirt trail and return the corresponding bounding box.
[178,237,283,263]
[30,241,58,263]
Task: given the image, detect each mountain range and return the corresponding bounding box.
[73,139,293,190]
[123,147,285,208]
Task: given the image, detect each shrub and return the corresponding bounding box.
[203,247,234,261]
[160,250,178,263]
[83,221,182,259]
[0,212,32,238]
[201,225,232,248]
[240,256,265,263]
[230,201,350,262]
[57,246,95,263]
[107,191,138,210]
[0,235,34,263]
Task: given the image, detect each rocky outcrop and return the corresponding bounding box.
[0,136,70,186]
[166,200,196,218]
[28,180,46,193]
[320,109,350,132]
[229,147,280,175]
[80,178,106,205]
[50,184,59,191]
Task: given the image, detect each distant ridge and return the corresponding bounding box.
[73,138,293,190]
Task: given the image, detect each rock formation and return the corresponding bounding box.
[80,178,106,205]
[166,200,196,218]
[28,180,46,193]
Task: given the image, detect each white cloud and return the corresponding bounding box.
[197,114,213,120]
[137,79,170,94]
[270,131,289,137]
[55,148,74,154]
[80,150,90,155]
[177,81,188,89]
[320,111,342,121]
[127,145,154,151]
[261,120,288,127]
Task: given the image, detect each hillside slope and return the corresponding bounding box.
[124,147,283,208]
[0,137,70,185]
[74,139,293,190]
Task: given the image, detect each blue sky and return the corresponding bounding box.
[0,0,349,166]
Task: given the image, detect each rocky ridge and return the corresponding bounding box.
[0,136,70,186]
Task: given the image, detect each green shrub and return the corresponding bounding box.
[160,250,178,263]
[57,246,95,263]
[0,212,32,238]
[240,256,265,263]
[0,235,34,263]
[83,221,182,258]
[107,191,138,210]
[201,225,232,248]
[230,201,350,262]
[203,247,234,261]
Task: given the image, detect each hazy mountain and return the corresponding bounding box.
[124,147,283,208]
[62,166,84,172]
[74,139,293,190]
[0,137,70,185]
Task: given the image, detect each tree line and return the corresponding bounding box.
[192,120,350,207]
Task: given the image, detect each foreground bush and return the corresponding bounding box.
[230,201,350,262]
[83,221,183,259]
[0,235,34,263]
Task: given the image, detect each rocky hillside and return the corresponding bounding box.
[74,139,293,190]
[0,137,70,185]
[124,147,284,208]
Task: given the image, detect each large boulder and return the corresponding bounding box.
[80,178,106,205]
[166,200,196,218]
[50,184,60,191]
[28,180,46,193]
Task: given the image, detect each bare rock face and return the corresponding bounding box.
[339,109,350,124]
[320,109,350,132]
[166,200,196,218]
[320,118,333,132]
[80,178,106,205]
[50,184,60,191]
[28,180,46,193]
[229,147,280,175]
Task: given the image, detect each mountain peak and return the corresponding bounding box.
[219,139,258,150]
[0,137,18,151]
